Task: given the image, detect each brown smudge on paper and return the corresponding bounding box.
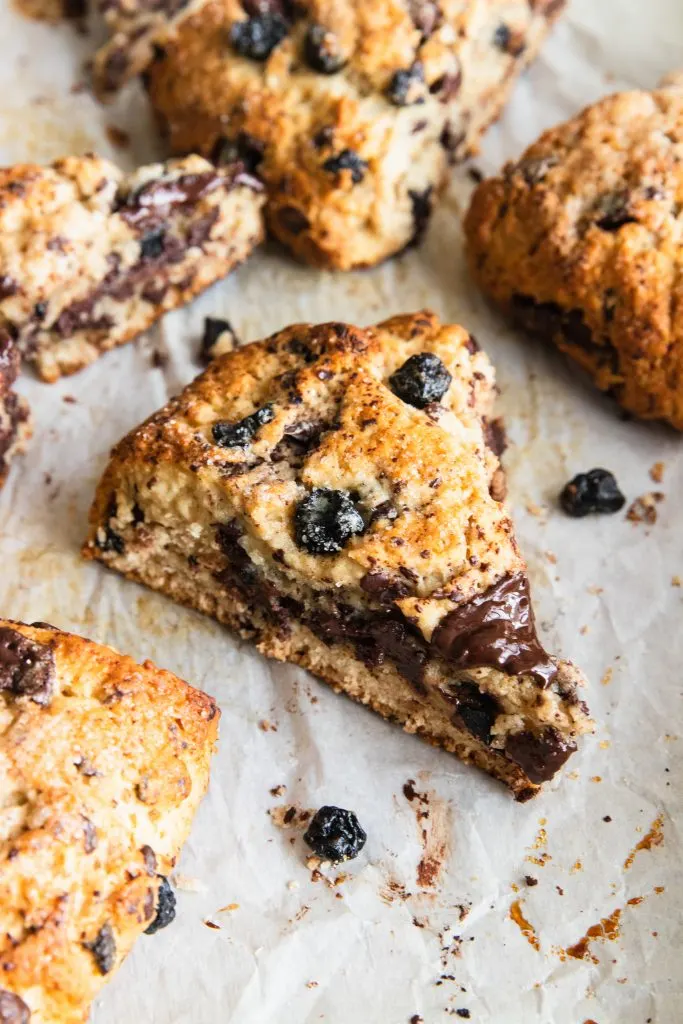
[403,778,451,888]
[564,907,622,962]
[508,899,540,952]
[624,815,664,869]
[380,878,410,905]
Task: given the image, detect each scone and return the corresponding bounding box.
[464,77,683,429]
[0,329,31,488]
[83,311,591,800]
[0,619,219,1023]
[0,153,264,381]
[140,0,566,270]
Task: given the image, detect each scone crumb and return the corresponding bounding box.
[649,461,665,483]
[270,805,313,829]
[270,784,287,797]
[217,903,240,913]
[171,873,205,893]
[601,668,613,687]
[671,575,681,588]
[259,718,277,732]
[626,492,665,524]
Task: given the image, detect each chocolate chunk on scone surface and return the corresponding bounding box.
[464,77,683,429]
[0,153,264,381]
[143,0,566,269]
[0,329,31,488]
[0,619,218,1023]
[83,311,591,799]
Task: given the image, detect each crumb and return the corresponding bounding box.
[203,920,221,930]
[62,394,77,404]
[306,981,319,989]
[603,816,612,823]
[525,501,546,518]
[287,880,299,891]
[579,625,589,635]
[171,872,205,893]
[672,576,681,588]
[269,804,312,829]
[545,550,557,564]
[467,166,484,184]
[270,784,286,797]
[626,492,664,525]
[601,667,613,686]
[217,902,239,913]
[151,350,168,370]
[587,585,604,596]
[259,718,277,732]
[105,125,131,149]
[524,875,538,887]
[649,461,664,483]
[591,776,602,783]
[410,1016,424,1024]
[455,1012,471,1020]
[556,885,564,895]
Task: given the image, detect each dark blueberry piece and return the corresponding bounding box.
[303,805,367,862]
[33,301,47,321]
[212,405,275,447]
[322,149,368,185]
[144,876,177,934]
[98,525,125,554]
[229,13,288,61]
[201,316,238,362]
[389,352,452,409]
[493,23,511,49]
[84,922,116,975]
[140,227,166,260]
[387,62,425,106]
[408,187,433,246]
[559,468,625,517]
[294,488,365,555]
[304,24,345,74]
[451,681,499,745]
[0,626,56,706]
[595,192,637,231]
[0,989,30,1024]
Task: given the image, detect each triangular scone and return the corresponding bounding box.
[84,311,591,799]
[0,619,218,1023]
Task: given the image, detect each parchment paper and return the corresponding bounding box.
[1,2,682,1021]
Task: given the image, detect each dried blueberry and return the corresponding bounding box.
[559,468,625,517]
[201,316,238,362]
[140,227,166,260]
[0,989,30,1024]
[594,192,637,231]
[303,805,367,862]
[84,922,116,975]
[389,353,452,409]
[229,13,288,61]
[294,488,365,555]
[304,24,345,74]
[322,149,368,185]
[0,626,56,706]
[493,23,511,49]
[144,876,177,935]
[409,187,433,246]
[212,405,275,447]
[98,525,125,554]
[386,62,425,106]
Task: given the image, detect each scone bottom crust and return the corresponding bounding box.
[83,311,592,799]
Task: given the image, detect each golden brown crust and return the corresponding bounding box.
[83,311,591,797]
[464,79,683,429]
[0,620,219,1023]
[145,0,565,269]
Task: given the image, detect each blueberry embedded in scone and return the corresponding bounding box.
[464,77,683,429]
[0,618,218,1022]
[138,0,567,269]
[0,153,264,381]
[0,328,31,488]
[83,310,592,799]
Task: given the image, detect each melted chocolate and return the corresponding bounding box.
[0,626,56,705]
[504,727,576,783]
[432,575,557,686]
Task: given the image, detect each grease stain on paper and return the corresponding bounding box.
[403,778,451,889]
[624,815,664,869]
[508,899,540,952]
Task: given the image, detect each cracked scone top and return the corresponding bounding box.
[464,77,683,429]
[143,0,566,269]
[0,152,264,381]
[84,311,592,799]
[0,619,218,1024]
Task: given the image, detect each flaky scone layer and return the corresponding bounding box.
[0,619,218,1024]
[145,0,565,269]
[465,77,683,429]
[0,152,264,381]
[83,311,591,797]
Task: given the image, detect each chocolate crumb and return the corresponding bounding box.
[524,874,538,886]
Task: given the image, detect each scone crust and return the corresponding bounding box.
[0,330,31,488]
[146,0,565,269]
[83,311,591,797]
[0,620,219,1023]
[465,79,683,429]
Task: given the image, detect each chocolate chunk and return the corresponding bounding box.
[294,488,365,555]
[211,132,265,175]
[361,570,414,603]
[450,681,499,744]
[117,171,222,227]
[322,150,368,185]
[389,352,452,409]
[431,575,557,686]
[0,626,56,706]
[483,417,507,457]
[408,187,433,246]
[0,276,18,300]
[277,205,310,235]
[139,227,167,260]
[595,191,637,231]
[304,24,346,74]
[559,468,625,517]
[303,806,367,862]
[212,404,275,447]
[0,990,29,1024]
[144,877,176,935]
[84,922,116,975]
[387,63,425,106]
[229,13,288,61]
[511,295,596,352]
[368,500,398,524]
[505,727,576,783]
[367,618,427,688]
[201,316,239,362]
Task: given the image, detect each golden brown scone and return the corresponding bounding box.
[0,619,219,1023]
[0,152,264,381]
[83,311,592,800]
[0,330,31,489]
[465,77,683,430]
[139,0,566,270]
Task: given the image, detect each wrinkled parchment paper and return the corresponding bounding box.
[1,2,682,1021]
